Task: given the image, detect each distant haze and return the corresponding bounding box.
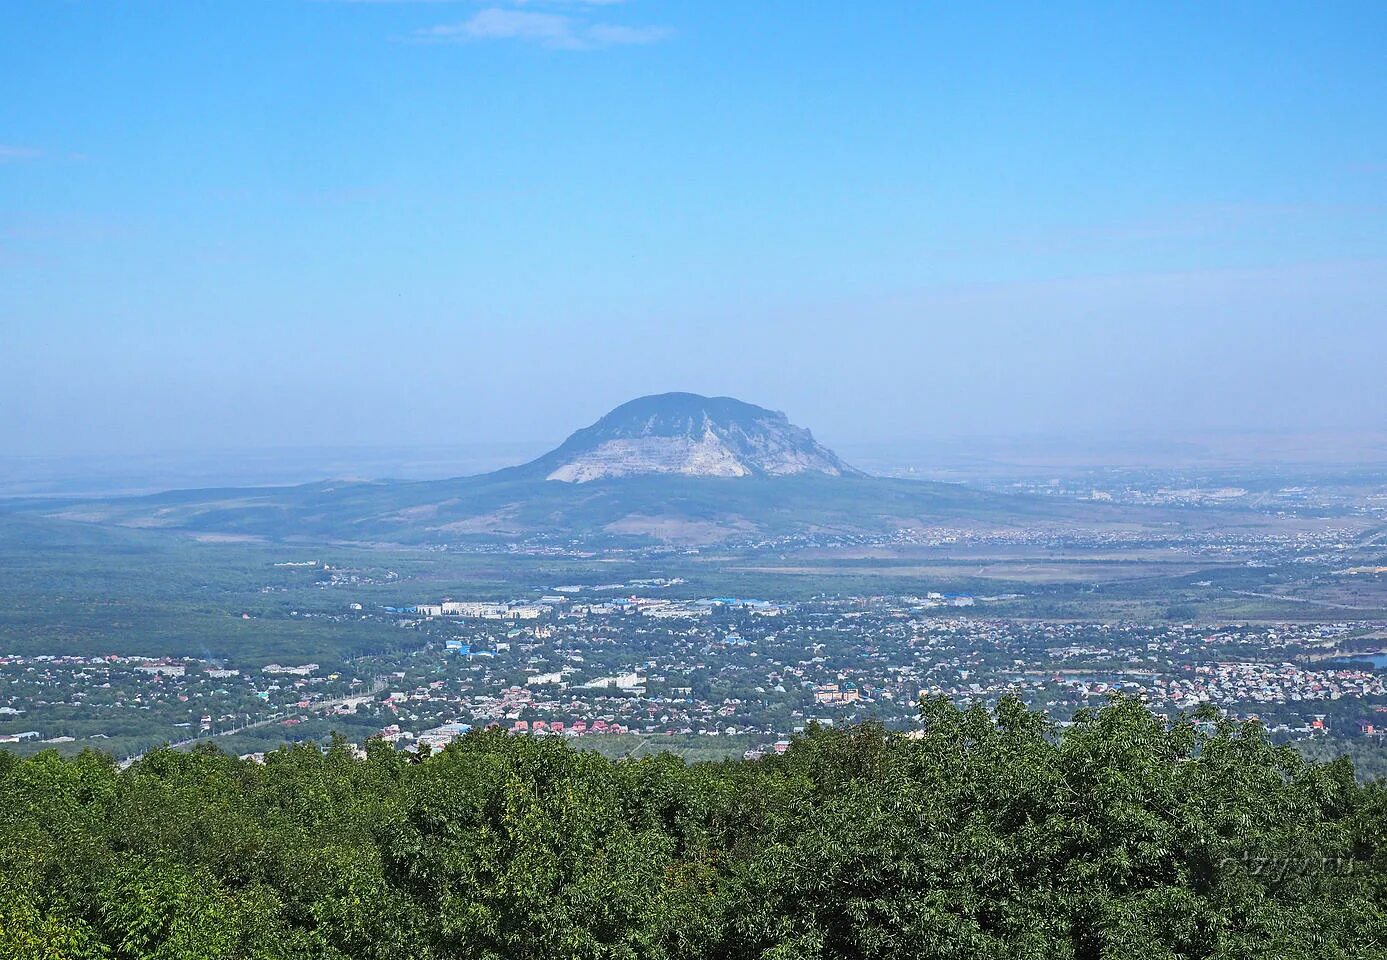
[3,2,1385,460]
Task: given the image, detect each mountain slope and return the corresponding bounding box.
[19,472,1072,546]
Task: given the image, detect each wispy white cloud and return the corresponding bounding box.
[319,0,627,4]
[322,0,626,3]
[424,8,573,44]
[417,4,669,50]
[582,22,669,45]
[0,145,43,162]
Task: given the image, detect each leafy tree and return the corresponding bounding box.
[0,699,1383,959]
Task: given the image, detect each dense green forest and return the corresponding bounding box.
[2,697,1384,959]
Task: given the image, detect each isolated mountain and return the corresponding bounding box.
[515,393,859,483]
[8,393,1149,545]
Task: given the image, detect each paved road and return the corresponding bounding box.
[1228,589,1387,612]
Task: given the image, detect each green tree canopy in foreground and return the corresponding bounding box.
[1,696,1384,959]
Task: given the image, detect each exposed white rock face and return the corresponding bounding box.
[547,433,751,482]
[536,394,858,484]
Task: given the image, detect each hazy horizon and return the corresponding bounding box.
[4,2,1386,460]
[3,422,1385,500]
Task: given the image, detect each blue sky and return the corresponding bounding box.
[2,1,1385,457]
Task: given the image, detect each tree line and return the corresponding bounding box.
[1,696,1384,959]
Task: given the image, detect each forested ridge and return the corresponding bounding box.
[2,697,1384,960]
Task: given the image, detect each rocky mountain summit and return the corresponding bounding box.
[521,393,859,483]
